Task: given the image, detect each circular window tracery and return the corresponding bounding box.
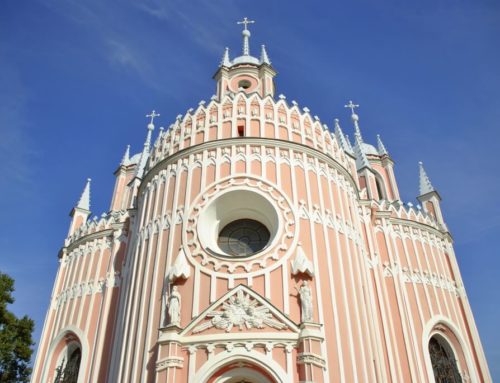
[217,219,270,257]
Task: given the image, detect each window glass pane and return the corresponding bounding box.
[218,219,270,257]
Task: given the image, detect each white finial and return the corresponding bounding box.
[120,144,130,166]
[419,161,435,195]
[77,178,91,211]
[376,134,389,155]
[220,47,231,67]
[346,102,370,170]
[237,17,255,55]
[344,100,360,121]
[260,44,271,65]
[146,110,160,129]
[237,17,255,31]
[134,115,157,179]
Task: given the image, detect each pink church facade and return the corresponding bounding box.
[32,21,491,383]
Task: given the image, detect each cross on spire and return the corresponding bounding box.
[344,100,359,116]
[146,110,160,125]
[237,17,255,31]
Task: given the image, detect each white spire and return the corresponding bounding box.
[76,178,91,211]
[419,161,435,195]
[237,17,255,56]
[377,134,388,155]
[260,44,271,65]
[220,47,231,67]
[120,144,130,166]
[135,111,158,179]
[334,119,353,155]
[345,101,371,170]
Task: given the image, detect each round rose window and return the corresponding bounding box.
[217,219,270,257]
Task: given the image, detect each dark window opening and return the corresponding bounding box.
[217,219,270,257]
[376,178,385,200]
[238,80,251,89]
[429,336,462,383]
[238,125,245,137]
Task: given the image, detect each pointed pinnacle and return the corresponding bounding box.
[376,134,388,155]
[260,44,271,65]
[77,178,91,211]
[334,119,353,154]
[419,161,435,195]
[220,47,231,67]
[135,124,155,179]
[344,134,354,152]
[121,144,130,166]
[353,127,371,170]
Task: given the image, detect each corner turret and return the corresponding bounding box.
[417,161,447,230]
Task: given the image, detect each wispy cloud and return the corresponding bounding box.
[38,0,236,94]
[134,0,239,55]
[0,57,37,190]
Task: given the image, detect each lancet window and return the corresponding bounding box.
[429,336,462,383]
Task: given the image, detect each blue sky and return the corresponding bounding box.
[1,0,499,378]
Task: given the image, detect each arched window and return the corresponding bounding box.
[428,336,462,383]
[54,346,81,383]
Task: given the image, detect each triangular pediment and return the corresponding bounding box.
[181,284,299,336]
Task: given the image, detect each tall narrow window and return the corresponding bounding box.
[375,176,386,200]
[238,125,245,137]
[429,336,462,383]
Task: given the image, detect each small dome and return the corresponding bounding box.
[361,143,379,156]
[231,55,260,66]
[129,153,142,165]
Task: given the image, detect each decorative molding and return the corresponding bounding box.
[290,244,314,277]
[192,289,288,333]
[184,176,296,275]
[382,262,463,296]
[180,284,300,339]
[52,272,121,308]
[142,137,359,198]
[297,352,326,369]
[168,248,191,281]
[156,356,184,371]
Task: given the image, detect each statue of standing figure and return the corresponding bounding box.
[167,285,181,326]
[298,280,313,322]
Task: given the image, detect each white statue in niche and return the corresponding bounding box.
[297,280,313,322]
[167,285,181,326]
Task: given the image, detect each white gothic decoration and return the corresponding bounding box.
[168,248,191,282]
[290,244,314,277]
[193,290,287,333]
